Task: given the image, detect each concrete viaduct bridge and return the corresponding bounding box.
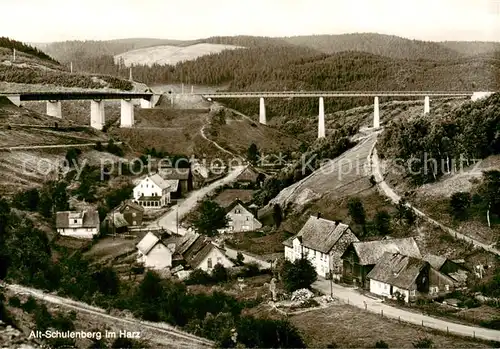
[201,91,490,138]
[1,91,158,130]
[0,91,492,137]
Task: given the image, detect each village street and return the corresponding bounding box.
[313,278,500,342]
[148,165,247,235]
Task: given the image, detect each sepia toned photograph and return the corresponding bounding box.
[0,0,500,348]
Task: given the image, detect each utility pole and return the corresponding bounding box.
[70,62,73,73]
[12,48,16,62]
[329,271,333,297]
[129,67,133,81]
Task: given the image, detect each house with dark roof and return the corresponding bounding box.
[367,252,457,302]
[221,199,262,233]
[235,165,265,187]
[283,215,359,279]
[423,254,470,288]
[166,232,234,272]
[341,237,421,288]
[213,189,255,208]
[158,166,193,195]
[367,252,429,302]
[132,173,176,208]
[136,232,176,270]
[105,200,145,233]
[56,210,100,239]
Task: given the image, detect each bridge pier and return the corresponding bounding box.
[259,97,266,125]
[373,96,380,128]
[90,100,105,130]
[46,100,62,118]
[424,96,430,114]
[140,98,152,109]
[318,97,325,138]
[120,99,134,127]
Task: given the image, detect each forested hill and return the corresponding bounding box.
[283,33,464,60]
[35,38,198,62]
[0,37,59,64]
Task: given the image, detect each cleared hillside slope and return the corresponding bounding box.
[115,43,243,67]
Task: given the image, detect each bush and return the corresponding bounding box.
[238,262,261,278]
[236,252,245,266]
[281,258,317,293]
[412,338,433,348]
[479,318,500,330]
[211,264,229,283]
[450,192,471,220]
[185,269,213,285]
[21,296,38,313]
[8,296,21,308]
[375,340,390,348]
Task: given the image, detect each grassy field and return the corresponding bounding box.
[287,305,495,348]
[208,109,301,156]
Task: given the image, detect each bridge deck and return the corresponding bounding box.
[1,92,154,101]
[201,91,475,98]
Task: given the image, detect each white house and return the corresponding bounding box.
[56,210,100,239]
[133,173,176,208]
[136,232,176,270]
[282,215,359,278]
[221,199,262,233]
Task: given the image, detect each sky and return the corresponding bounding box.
[2,0,500,43]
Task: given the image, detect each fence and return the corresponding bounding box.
[370,144,500,257]
[333,296,500,342]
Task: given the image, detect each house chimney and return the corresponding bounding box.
[317,212,321,219]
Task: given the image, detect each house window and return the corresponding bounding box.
[410,290,416,296]
[126,207,129,210]
[246,216,249,221]
[235,209,240,214]
[133,220,136,225]
[73,219,77,223]
[384,284,388,290]
[207,258,213,269]
[132,212,136,217]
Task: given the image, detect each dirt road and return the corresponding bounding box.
[5,283,213,348]
[370,143,500,256]
[313,279,500,342]
[149,165,247,234]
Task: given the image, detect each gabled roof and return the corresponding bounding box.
[423,254,447,270]
[175,232,201,256]
[111,212,129,228]
[149,173,171,189]
[159,167,191,180]
[345,237,421,266]
[236,165,260,182]
[56,210,100,229]
[366,252,428,290]
[135,174,172,190]
[225,199,256,216]
[213,189,255,208]
[164,179,179,192]
[182,235,217,268]
[288,216,354,254]
[112,199,144,214]
[137,232,161,255]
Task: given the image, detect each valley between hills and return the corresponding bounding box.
[0,34,500,348]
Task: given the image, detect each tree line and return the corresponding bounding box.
[0,36,59,63]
